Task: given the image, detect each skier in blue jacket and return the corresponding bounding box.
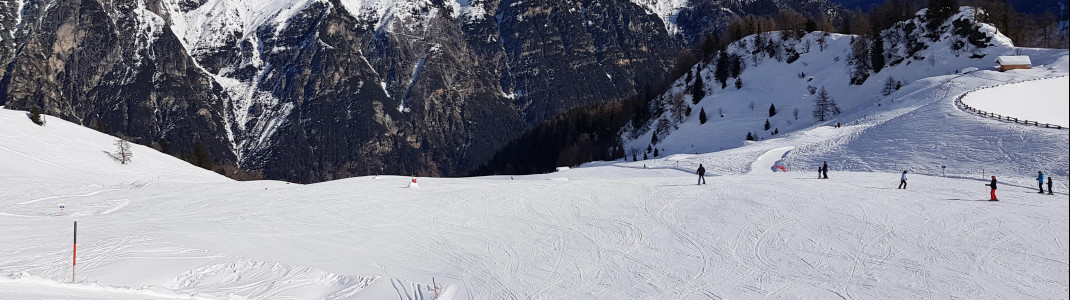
[1037,171,1045,193]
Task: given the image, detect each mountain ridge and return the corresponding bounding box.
[1,0,845,182]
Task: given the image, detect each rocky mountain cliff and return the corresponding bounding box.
[1,0,841,182]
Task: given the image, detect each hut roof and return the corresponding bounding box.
[995,56,1031,66]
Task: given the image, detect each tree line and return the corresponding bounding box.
[701,0,1066,52]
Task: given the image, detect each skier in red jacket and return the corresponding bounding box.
[985,176,998,201]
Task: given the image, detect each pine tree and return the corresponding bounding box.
[768,103,777,117]
[764,119,771,130]
[805,18,817,32]
[882,76,897,96]
[773,128,779,135]
[115,138,133,164]
[734,77,743,89]
[653,148,659,157]
[29,106,44,126]
[849,36,872,85]
[813,86,832,121]
[870,34,886,73]
[699,107,708,124]
[730,55,743,78]
[746,132,755,141]
[715,51,730,89]
[95,120,108,133]
[692,72,706,104]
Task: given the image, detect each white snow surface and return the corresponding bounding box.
[165,0,317,51]
[3,82,1070,300]
[628,0,689,34]
[961,75,1069,127]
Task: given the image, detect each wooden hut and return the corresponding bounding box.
[995,56,1031,72]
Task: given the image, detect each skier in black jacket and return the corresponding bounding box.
[822,161,829,179]
[1048,177,1054,195]
[985,176,998,201]
[697,164,707,185]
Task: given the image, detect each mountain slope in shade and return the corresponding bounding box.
[2,0,844,182]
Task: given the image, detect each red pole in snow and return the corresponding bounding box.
[72,221,77,283]
[433,277,438,298]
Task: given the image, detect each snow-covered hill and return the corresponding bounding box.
[2,81,1069,300]
[623,7,1069,185]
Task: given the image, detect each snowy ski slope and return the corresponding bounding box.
[2,66,1068,300]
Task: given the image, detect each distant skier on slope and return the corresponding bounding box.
[822,161,829,179]
[985,176,998,201]
[898,170,908,189]
[697,164,707,185]
[1048,176,1054,195]
[1036,171,1045,193]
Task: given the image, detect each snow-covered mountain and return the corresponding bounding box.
[0,0,848,183]
[631,0,841,41]
[624,7,1069,178]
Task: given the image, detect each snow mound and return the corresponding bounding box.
[961,76,1069,128]
[747,146,794,174]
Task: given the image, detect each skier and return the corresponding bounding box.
[985,176,998,201]
[818,166,823,179]
[822,161,829,179]
[898,170,907,189]
[697,164,707,185]
[1036,171,1045,193]
[1048,176,1054,195]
